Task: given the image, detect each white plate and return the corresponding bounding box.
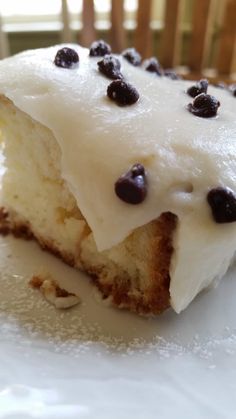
[0,234,235,419]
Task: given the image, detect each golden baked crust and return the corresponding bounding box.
[0,207,176,314]
[82,213,177,314]
[0,207,75,266]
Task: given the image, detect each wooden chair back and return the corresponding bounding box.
[0,14,9,59]
[74,0,236,81]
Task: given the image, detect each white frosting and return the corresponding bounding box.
[0,44,235,312]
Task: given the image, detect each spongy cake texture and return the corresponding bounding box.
[0,96,176,314]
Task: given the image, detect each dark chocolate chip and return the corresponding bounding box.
[97,55,122,80]
[115,164,147,204]
[187,79,208,98]
[107,80,139,106]
[187,93,220,118]
[122,48,141,66]
[229,84,236,97]
[164,69,182,80]
[89,40,111,57]
[214,82,226,89]
[54,47,79,69]
[207,187,236,223]
[143,57,163,76]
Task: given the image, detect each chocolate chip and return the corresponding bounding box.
[187,93,220,118]
[229,84,236,97]
[115,164,147,204]
[107,80,139,106]
[97,55,122,80]
[143,57,163,76]
[164,69,182,80]
[207,187,236,223]
[89,40,111,57]
[214,82,226,89]
[122,48,141,66]
[54,47,79,69]
[187,79,208,98]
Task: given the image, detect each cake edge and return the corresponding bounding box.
[0,207,177,315]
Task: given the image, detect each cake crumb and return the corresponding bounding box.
[29,274,81,309]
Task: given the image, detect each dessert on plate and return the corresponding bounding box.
[0,41,235,315]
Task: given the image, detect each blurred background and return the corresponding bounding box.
[0,0,235,82]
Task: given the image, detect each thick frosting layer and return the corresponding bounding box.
[0,44,235,312]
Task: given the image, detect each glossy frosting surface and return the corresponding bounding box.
[0,44,235,312]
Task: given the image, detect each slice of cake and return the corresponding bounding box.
[0,42,235,315]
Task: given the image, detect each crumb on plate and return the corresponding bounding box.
[29,274,81,309]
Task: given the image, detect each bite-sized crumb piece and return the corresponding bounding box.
[29,274,80,309]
